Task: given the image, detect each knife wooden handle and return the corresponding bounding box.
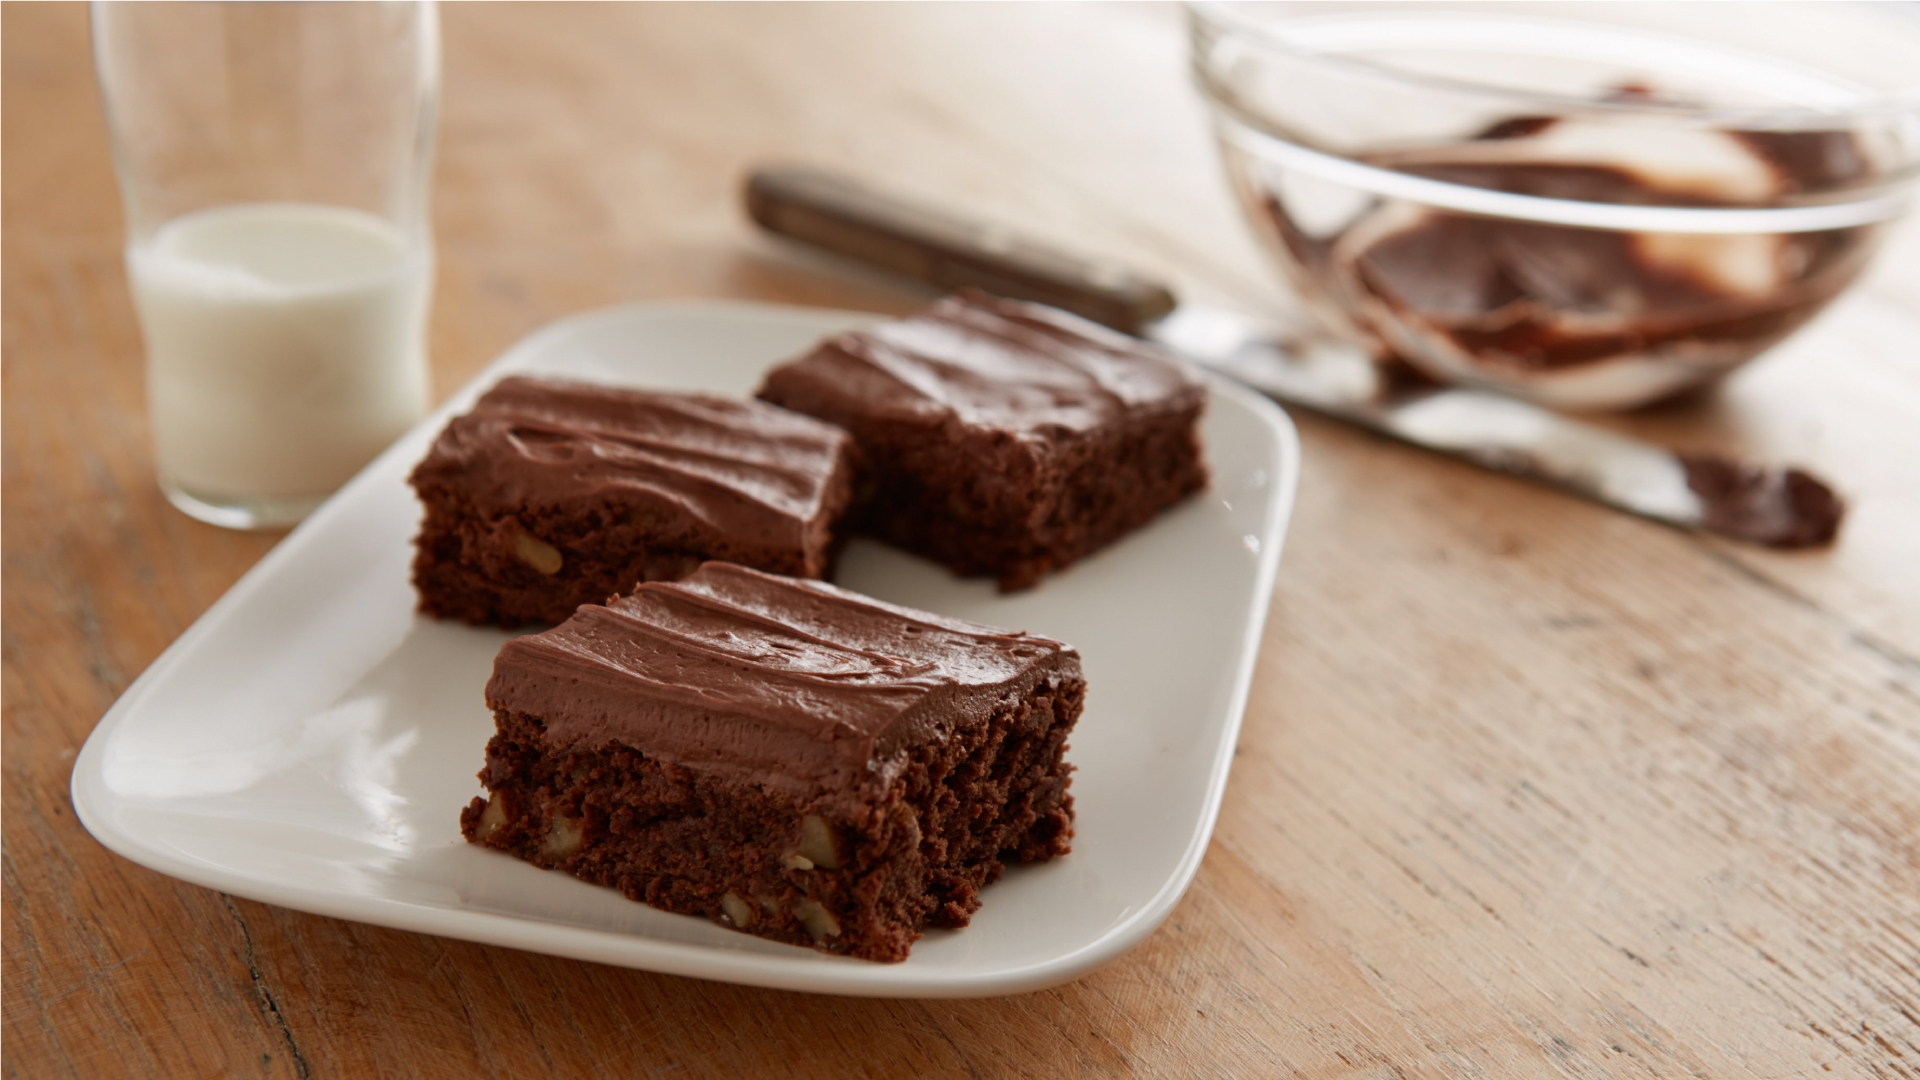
[744,166,1177,334]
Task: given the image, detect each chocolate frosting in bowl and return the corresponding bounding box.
[1344,207,1869,376]
[485,562,1080,816]
[1252,110,1884,408]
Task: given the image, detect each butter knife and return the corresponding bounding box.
[745,166,1842,547]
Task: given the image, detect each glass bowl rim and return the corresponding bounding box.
[1189,0,1920,126]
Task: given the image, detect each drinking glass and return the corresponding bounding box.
[94,0,440,528]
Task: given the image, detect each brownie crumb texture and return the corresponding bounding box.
[462,676,1080,962]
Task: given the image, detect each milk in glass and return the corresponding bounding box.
[127,202,431,508]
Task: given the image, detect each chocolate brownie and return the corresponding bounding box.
[756,290,1209,590]
[409,376,857,627]
[460,561,1081,962]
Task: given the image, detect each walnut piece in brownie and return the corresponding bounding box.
[408,376,857,627]
[461,561,1081,962]
[756,290,1209,591]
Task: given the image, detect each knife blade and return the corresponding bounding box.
[744,165,1842,547]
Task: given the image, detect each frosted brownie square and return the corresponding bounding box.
[461,561,1082,961]
[409,376,857,626]
[757,290,1208,590]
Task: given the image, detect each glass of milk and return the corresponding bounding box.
[94,1,439,529]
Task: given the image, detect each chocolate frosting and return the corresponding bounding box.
[410,376,854,552]
[1343,209,1865,372]
[1682,453,1844,547]
[485,562,1080,814]
[762,290,1205,437]
[1260,111,1877,384]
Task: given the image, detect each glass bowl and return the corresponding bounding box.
[1190,2,1920,410]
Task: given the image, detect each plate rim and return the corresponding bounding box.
[71,298,1302,998]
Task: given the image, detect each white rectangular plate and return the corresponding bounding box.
[72,301,1300,998]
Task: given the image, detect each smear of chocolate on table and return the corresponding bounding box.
[1681,453,1844,547]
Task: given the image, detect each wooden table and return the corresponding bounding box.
[8,4,1919,1076]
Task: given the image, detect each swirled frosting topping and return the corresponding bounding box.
[411,376,854,549]
[763,291,1206,437]
[486,562,1080,805]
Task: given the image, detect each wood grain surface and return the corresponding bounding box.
[7,3,1919,1077]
